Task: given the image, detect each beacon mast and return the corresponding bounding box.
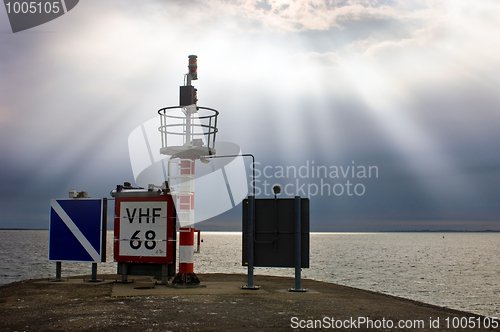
[158,55,219,285]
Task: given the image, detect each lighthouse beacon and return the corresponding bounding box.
[158,55,219,285]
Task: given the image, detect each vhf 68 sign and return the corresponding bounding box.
[114,195,175,264]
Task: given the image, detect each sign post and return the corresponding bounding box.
[49,197,107,281]
[242,196,259,289]
[290,196,307,292]
[242,197,310,291]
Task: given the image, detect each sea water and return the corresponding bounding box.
[0,230,498,318]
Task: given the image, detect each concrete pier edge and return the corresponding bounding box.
[1,273,497,331]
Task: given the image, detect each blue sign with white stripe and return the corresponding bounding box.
[49,198,105,262]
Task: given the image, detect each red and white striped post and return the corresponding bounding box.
[172,158,200,285]
[178,227,194,274]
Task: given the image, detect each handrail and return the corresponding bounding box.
[157,105,219,152]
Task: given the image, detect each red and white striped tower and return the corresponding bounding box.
[158,55,218,286]
[173,158,199,284]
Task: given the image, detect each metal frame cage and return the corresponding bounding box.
[158,106,218,157]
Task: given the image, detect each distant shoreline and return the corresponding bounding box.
[384,230,500,232]
[1,228,499,232]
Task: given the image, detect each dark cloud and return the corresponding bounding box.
[1,0,500,231]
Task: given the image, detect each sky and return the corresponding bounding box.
[1,0,500,231]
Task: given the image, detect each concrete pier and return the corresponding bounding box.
[0,273,494,331]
